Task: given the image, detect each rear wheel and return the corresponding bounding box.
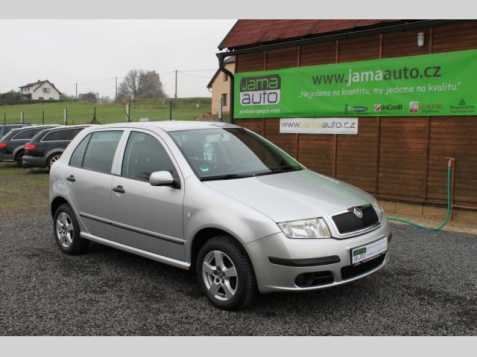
[47,153,62,170]
[196,236,257,310]
[53,203,89,254]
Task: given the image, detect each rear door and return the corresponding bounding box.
[110,130,186,262]
[66,130,124,239]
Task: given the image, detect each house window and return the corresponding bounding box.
[221,93,227,107]
[43,87,50,94]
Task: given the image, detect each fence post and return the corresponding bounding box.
[3,112,6,126]
[20,112,24,124]
[169,100,173,120]
[42,111,45,125]
[63,107,68,125]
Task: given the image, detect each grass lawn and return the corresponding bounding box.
[0,98,211,125]
[0,162,49,214]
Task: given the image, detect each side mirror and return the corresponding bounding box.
[149,171,176,187]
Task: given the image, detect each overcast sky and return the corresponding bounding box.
[0,19,236,98]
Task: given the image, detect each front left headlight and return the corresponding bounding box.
[278,218,331,239]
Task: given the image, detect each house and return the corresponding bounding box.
[207,57,235,117]
[19,80,62,101]
[217,20,477,225]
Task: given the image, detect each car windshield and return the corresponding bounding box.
[169,128,303,181]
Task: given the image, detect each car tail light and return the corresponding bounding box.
[0,143,7,150]
[25,143,37,152]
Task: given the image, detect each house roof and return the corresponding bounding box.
[218,20,401,50]
[207,57,235,89]
[19,80,62,95]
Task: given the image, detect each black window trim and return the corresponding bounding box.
[118,129,182,186]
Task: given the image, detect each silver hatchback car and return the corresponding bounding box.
[49,121,391,310]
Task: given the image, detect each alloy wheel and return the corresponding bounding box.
[202,250,238,302]
[56,212,74,249]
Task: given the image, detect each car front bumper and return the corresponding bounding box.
[246,219,392,293]
[22,155,48,168]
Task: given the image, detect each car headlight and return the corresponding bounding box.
[372,202,384,222]
[278,218,331,239]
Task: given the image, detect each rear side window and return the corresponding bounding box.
[43,130,69,141]
[122,131,175,181]
[69,134,91,168]
[81,131,123,174]
[12,129,39,140]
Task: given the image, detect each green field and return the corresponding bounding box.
[0,98,211,125]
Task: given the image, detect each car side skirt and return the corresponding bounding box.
[80,232,191,270]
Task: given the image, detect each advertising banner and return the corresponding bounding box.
[234,49,477,119]
[280,118,358,134]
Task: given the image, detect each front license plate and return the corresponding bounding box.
[351,237,387,265]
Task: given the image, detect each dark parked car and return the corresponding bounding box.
[23,125,90,169]
[0,125,59,166]
[0,124,30,138]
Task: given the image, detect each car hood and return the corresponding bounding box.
[204,169,375,222]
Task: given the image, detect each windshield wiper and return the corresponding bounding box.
[254,166,302,177]
[201,173,252,181]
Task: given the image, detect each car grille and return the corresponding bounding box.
[341,253,386,280]
[332,205,379,235]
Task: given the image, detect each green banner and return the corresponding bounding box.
[234,49,477,118]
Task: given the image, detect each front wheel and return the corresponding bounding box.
[196,236,257,310]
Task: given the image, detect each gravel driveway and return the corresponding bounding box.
[1,210,476,335]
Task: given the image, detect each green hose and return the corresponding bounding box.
[386,161,453,231]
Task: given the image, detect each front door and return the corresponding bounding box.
[110,130,185,262]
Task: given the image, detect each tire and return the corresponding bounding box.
[196,236,257,310]
[47,153,62,170]
[53,203,89,254]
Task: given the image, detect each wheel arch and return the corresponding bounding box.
[189,227,253,274]
[50,196,71,218]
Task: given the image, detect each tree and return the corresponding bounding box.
[117,69,167,101]
[78,92,98,103]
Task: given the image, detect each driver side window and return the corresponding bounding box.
[121,131,175,182]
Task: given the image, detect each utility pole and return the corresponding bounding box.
[75,82,78,99]
[174,70,178,99]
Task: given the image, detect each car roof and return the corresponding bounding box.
[88,121,240,132]
[44,124,90,133]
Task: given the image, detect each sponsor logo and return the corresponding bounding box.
[374,104,403,112]
[421,103,443,113]
[409,101,420,113]
[239,75,281,106]
[345,105,368,113]
[450,99,475,113]
[353,207,364,219]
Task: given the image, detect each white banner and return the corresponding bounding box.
[279,118,358,135]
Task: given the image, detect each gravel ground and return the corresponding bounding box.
[0,212,476,335]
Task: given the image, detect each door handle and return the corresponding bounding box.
[66,175,76,182]
[112,185,125,194]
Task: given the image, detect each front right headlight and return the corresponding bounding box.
[278,217,331,239]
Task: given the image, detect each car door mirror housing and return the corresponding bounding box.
[149,171,176,187]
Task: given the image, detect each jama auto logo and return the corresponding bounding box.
[374,104,403,112]
[240,75,281,106]
[450,99,475,113]
[345,105,368,113]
